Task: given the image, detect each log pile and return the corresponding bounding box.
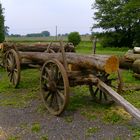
[119,47,140,79]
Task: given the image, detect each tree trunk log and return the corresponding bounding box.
[125,50,140,61]
[3,42,75,52]
[132,59,140,74]
[133,47,140,54]
[19,52,119,74]
[133,73,140,80]
[119,56,133,69]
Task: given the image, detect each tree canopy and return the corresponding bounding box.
[0,3,5,43]
[26,30,50,37]
[92,0,140,48]
[68,32,81,46]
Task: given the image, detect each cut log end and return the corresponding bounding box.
[105,56,119,74]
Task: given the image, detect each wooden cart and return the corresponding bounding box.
[3,42,140,121]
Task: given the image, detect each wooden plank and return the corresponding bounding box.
[98,80,140,121]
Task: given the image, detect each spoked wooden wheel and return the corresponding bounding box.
[5,49,20,88]
[40,59,69,115]
[89,71,122,104]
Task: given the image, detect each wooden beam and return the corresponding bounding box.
[98,80,140,121]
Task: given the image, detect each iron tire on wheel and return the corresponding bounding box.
[5,49,21,88]
[40,59,69,115]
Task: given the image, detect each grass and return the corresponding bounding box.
[0,68,40,108]
[76,41,128,56]
[7,136,20,140]
[86,127,100,137]
[5,35,90,43]
[40,135,49,140]
[31,123,41,133]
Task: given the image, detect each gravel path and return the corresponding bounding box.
[0,99,135,140]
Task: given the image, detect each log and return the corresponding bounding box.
[133,47,140,54]
[19,52,119,74]
[132,59,140,74]
[99,80,140,121]
[125,50,140,61]
[119,56,133,69]
[133,73,140,80]
[3,42,75,53]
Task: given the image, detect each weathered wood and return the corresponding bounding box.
[125,50,140,61]
[119,56,133,69]
[19,52,119,74]
[3,42,75,52]
[133,47,140,54]
[99,80,140,121]
[133,73,140,80]
[132,59,140,74]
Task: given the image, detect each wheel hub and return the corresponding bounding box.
[48,81,57,92]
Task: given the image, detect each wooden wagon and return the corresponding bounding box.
[2,42,140,121]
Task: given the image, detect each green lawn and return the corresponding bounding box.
[76,41,129,56]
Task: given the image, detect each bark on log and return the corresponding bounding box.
[3,42,75,53]
[19,52,119,74]
[119,56,133,69]
[132,59,140,74]
[125,50,140,61]
[133,73,140,80]
[133,47,140,54]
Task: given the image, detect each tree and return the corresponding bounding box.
[92,0,140,48]
[4,26,9,36]
[41,31,50,37]
[0,3,5,43]
[68,32,81,46]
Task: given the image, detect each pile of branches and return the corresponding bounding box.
[119,47,140,79]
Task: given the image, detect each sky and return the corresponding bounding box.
[0,0,94,36]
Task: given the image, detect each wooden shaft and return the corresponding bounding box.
[98,80,140,121]
[60,40,68,71]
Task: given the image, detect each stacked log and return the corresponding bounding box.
[2,42,75,53]
[0,43,4,66]
[119,47,140,79]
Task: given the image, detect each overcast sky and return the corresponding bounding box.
[0,0,94,35]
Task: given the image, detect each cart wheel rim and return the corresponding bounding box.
[5,49,20,88]
[40,59,69,115]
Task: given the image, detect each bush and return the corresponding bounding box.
[68,32,81,46]
[0,3,5,43]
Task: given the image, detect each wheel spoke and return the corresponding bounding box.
[56,93,62,110]
[45,67,52,80]
[103,93,108,101]
[57,85,64,90]
[7,58,12,67]
[99,90,102,101]
[45,92,51,101]
[49,93,55,107]
[57,90,65,101]
[94,88,99,96]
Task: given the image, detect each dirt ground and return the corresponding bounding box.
[0,98,139,140]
